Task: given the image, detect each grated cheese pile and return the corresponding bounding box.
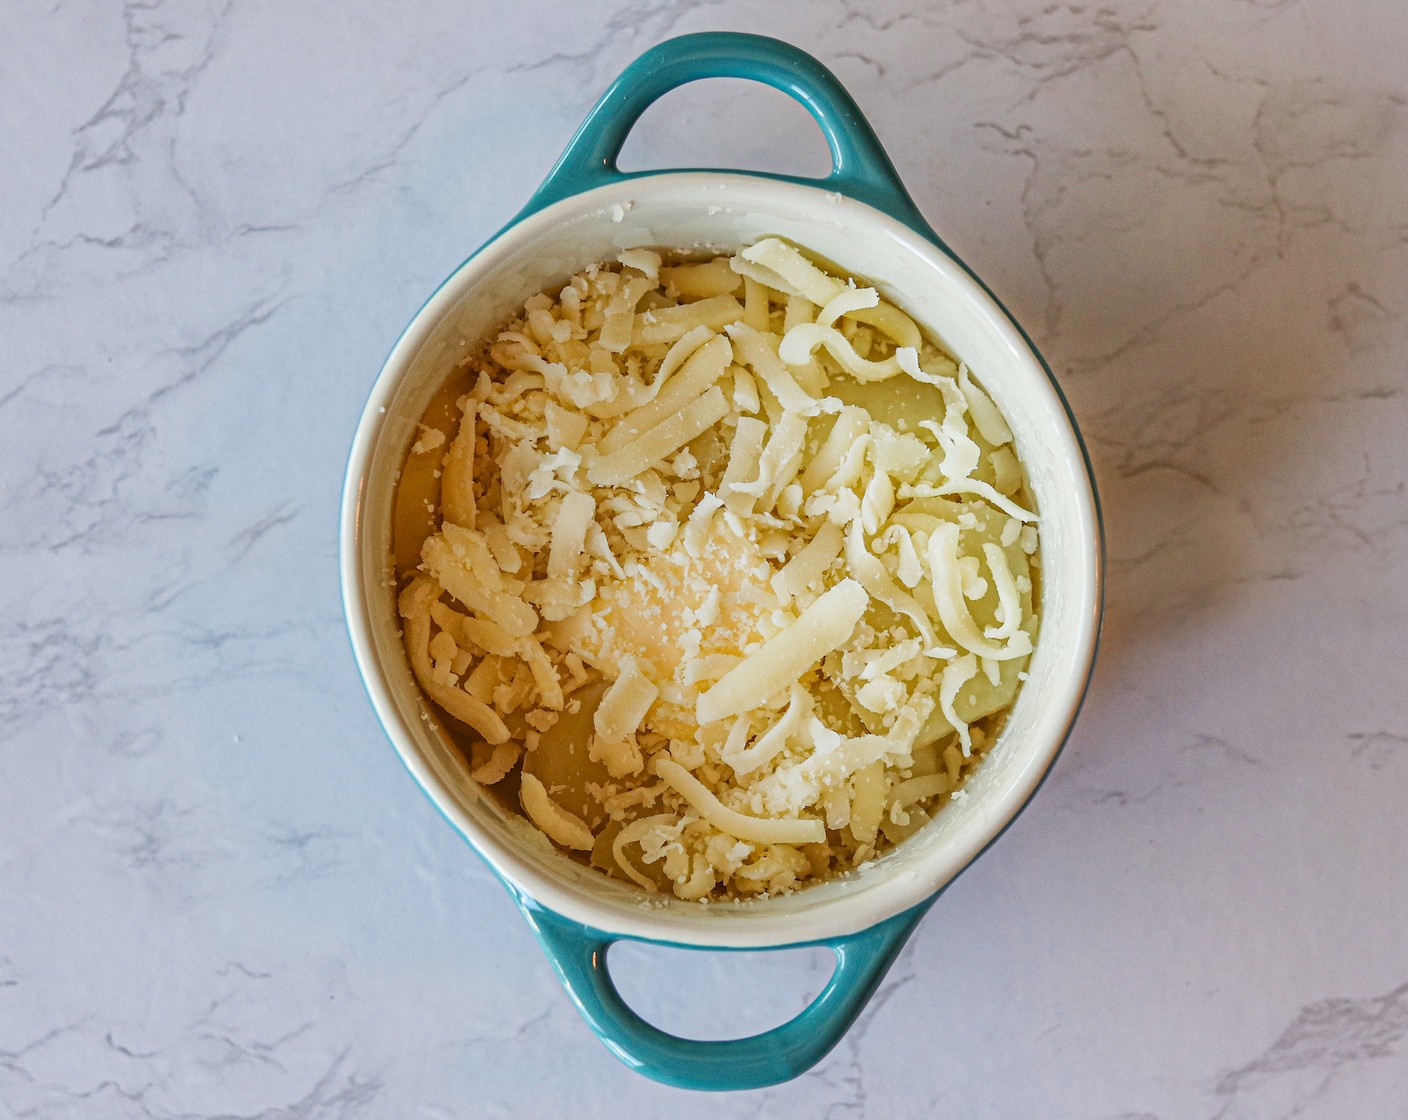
[395,238,1040,901]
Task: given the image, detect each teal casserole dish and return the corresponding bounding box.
[341,32,1103,1091]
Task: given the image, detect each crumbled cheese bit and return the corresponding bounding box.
[844,518,937,648]
[888,526,924,588]
[412,428,446,454]
[544,401,588,450]
[682,492,724,558]
[521,636,565,710]
[982,542,1023,641]
[801,407,869,494]
[856,674,905,714]
[547,491,595,582]
[858,637,923,681]
[816,285,879,329]
[723,686,811,776]
[662,257,742,300]
[731,363,761,413]
[771,521,843,605]
[916,377,980,482]
[779,322,903,383]
[398,578,512,744]
[731,412,808,511]
[618,248,662,284]
[594,658,659,742]
[721,416,768,516]
[736,238,845,305]
[422,533,537,637]
[990,446,1023,496]
[726,323,821,417]
[440,403,477,528]
[860,469,895,535]
[891,772,950,809]
[904,479,1037,523]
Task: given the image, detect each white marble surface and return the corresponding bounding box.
[3,0,1406,1115]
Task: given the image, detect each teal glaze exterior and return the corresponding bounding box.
[343,31,1104,1094]
[516,32,935,239]
[520,900,933,1091]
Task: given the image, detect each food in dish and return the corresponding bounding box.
[391,238,1039,900]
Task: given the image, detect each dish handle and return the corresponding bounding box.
[520,31,936,238]
[518,900,930,1091]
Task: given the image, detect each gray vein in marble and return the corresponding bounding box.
[321,67,487,207]
[1182,733,1263,768]
[1347,730,1408,770]
[142,500,304,616]
[834,5,923,37]
[259,824,350,891]
[98,796,220,878]
[0,1022,85,1087]
[1078,783,1186,809]
[0,597,343,748]
[964,43,1406,372]
[966,26,1268,350]
[0,617,105,736]
[831,50,887,81]
[1,294,287,557]
[224,503,301,572]
[1211,983,1408,1119]
[0,364,89,416]
[1286,456,1408,556]
[959,7,1162,112]
[505,0,729,83]
[1329,284,1400,355]
[13,0,236,292]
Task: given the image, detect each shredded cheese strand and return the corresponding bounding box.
[926,524,1033,661]
[520,773,595,850]
[939,654,980,755]
[697,578,869,724]
[655,758,825,845]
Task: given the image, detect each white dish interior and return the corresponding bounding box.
[342,173,1101,949]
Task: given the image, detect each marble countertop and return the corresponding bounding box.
[3,1,1406,1116]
